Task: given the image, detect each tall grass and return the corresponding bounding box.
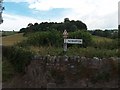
[65,47,117,57]
[91,36,118,49]
[30,46,63,56]
[29,46,118,57]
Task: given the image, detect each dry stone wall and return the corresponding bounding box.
[24,55,119,88]
[3,55,119,88]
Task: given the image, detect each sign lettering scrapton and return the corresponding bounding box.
[64,39,82,44]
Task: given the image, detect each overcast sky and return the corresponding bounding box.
[0,0,119,31]
[118,1,120,25]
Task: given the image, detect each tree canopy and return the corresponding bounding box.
[19,18,87,33]
[89,29,118,39]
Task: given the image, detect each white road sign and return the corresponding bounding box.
[64,39,82,44]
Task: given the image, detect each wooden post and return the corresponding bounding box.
[63,30,68,52]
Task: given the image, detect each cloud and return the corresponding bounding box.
[3,0,119,30]
[28,0,119,29]
[85,11,118,30]
[5,0,119,13]
[4,0,36,3]
[0,13,41,31]
[28,0,118,13]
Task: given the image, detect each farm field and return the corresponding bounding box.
[92,35,113,42]
[2,33,26,46]
[2,31,17,37]
[2,33,113,46]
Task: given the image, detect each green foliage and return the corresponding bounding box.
[14,40,30,48]
[30,46,117,58]
[2,46,34,72]
[37,47,63,56]
[91,38,118,49]
[19,18,87,33]
[2,57,15,81]
[89,29,118,39]
[2,31,17,37]
[69,30,92,47]
[26,30,92,48]
[66,47,117,58]
[27,30,63,47]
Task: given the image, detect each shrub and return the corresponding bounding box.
[26,30,92,48]
[2,57,15,81]
[14,40,30,48]
[27,30,63,47]
[69,30,92,47]
[2,46,34,72]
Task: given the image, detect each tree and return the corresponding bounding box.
[103,30,111,37]
[75,20,87,30]
[19,18,88,33]
[70,25,77,31]
[19,28,26,33]
[64,18,70,23]
[92,30,104,37]
[69,30,92,47]
[34,22,39,26]
[27,23,33,28]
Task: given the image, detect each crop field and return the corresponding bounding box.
[2,33,113,46]
[2,31,17,37]
[92,35,113,42]
[2,33,26,46]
